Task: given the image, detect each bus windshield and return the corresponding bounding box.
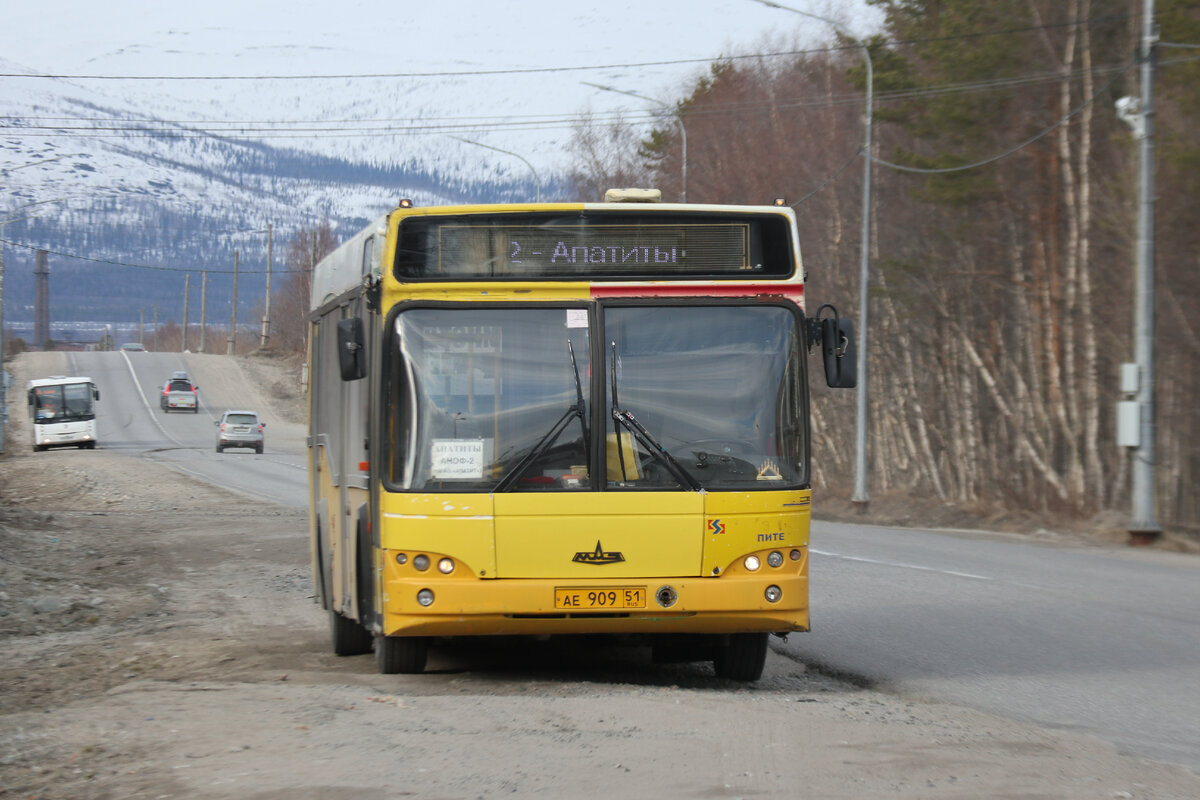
[604,305,807,490]
[384,304,807,492]
[30,383,95,423]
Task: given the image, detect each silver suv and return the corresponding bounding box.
[215,410,265,454]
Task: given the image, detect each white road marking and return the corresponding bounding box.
[810,549,994,581]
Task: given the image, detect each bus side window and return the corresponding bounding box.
[337,318,367,381]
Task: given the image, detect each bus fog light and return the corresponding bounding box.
[395,553,408,565]
[790,549,802,561]
[744,555,761,572]
[764,585,782,603]
[767,551,784,568]
[437,557,455,574]
[413,554,430,571]
[656,585,678,608]
[416,588,435,606]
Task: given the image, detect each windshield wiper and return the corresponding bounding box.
[608,341,702,491]
[494,340,589,492]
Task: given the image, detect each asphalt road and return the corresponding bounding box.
[53,349,1200,774]
[63,349,308,507]
[783,521,1200,772]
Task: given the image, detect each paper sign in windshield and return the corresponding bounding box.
[431,439,484,479]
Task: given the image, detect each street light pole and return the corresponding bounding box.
[750,0,873,507]
[582,82,688,202]
[1128,0,1161,542]
[450,137,542,201]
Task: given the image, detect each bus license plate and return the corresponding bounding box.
[554,587,646,610]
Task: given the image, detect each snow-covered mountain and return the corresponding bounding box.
[0,1,879,333]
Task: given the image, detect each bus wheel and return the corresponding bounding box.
[713,633,768,681]
[375,635,428,674]
[330,609,372,656]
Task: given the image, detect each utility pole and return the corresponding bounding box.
[0,184,71,452]
[751,0,874,508]
[139,309,144,346]
[227,250,239,355]
[200,272,208,353]
[182,274,191,352]
[34,249,49,350]
[260,223,273,349]
[1129,0,1161,544]
[0,222,6,453]
[153,306,158,352]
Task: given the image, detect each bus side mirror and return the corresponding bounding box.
[93,388,100,401]
[821,317,857,389]
[337,318,367,381]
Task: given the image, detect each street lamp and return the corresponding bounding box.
[750,0,874,508]
[450,137,542,202]
[581,82,688,203]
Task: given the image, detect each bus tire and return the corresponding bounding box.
[375,635,428,674]
[330,609,373,656]
[713,633,768,681]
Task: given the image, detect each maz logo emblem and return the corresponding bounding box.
[573,540,625,565]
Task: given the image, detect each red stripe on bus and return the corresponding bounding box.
[590,284,805,300]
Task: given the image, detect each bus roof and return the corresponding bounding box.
[27,376,94,388]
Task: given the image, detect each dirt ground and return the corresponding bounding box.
[2,351,1199,799]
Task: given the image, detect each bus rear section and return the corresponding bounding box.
[27,376,100,451]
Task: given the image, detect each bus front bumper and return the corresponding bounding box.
[377,553,809,638]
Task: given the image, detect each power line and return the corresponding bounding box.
[874,60,1135,174]
[2,58,1159,144]
[789,146,862,207]
[0,13,1136,83]
[0,237,301,275]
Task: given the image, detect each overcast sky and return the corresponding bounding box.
[1,1,881,73]
[0,1,882,177]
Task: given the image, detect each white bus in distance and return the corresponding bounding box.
[27,376,100,451]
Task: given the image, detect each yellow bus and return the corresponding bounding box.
[307,190,856,680]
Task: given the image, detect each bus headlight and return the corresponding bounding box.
[416,589,435,606]
[413,554,430,571]
[437,558,455,574]
[744,555,761,571]
[790,549,802,561]
[764,585,782,603]
[767,551,784,568]
[395,553,408,565]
